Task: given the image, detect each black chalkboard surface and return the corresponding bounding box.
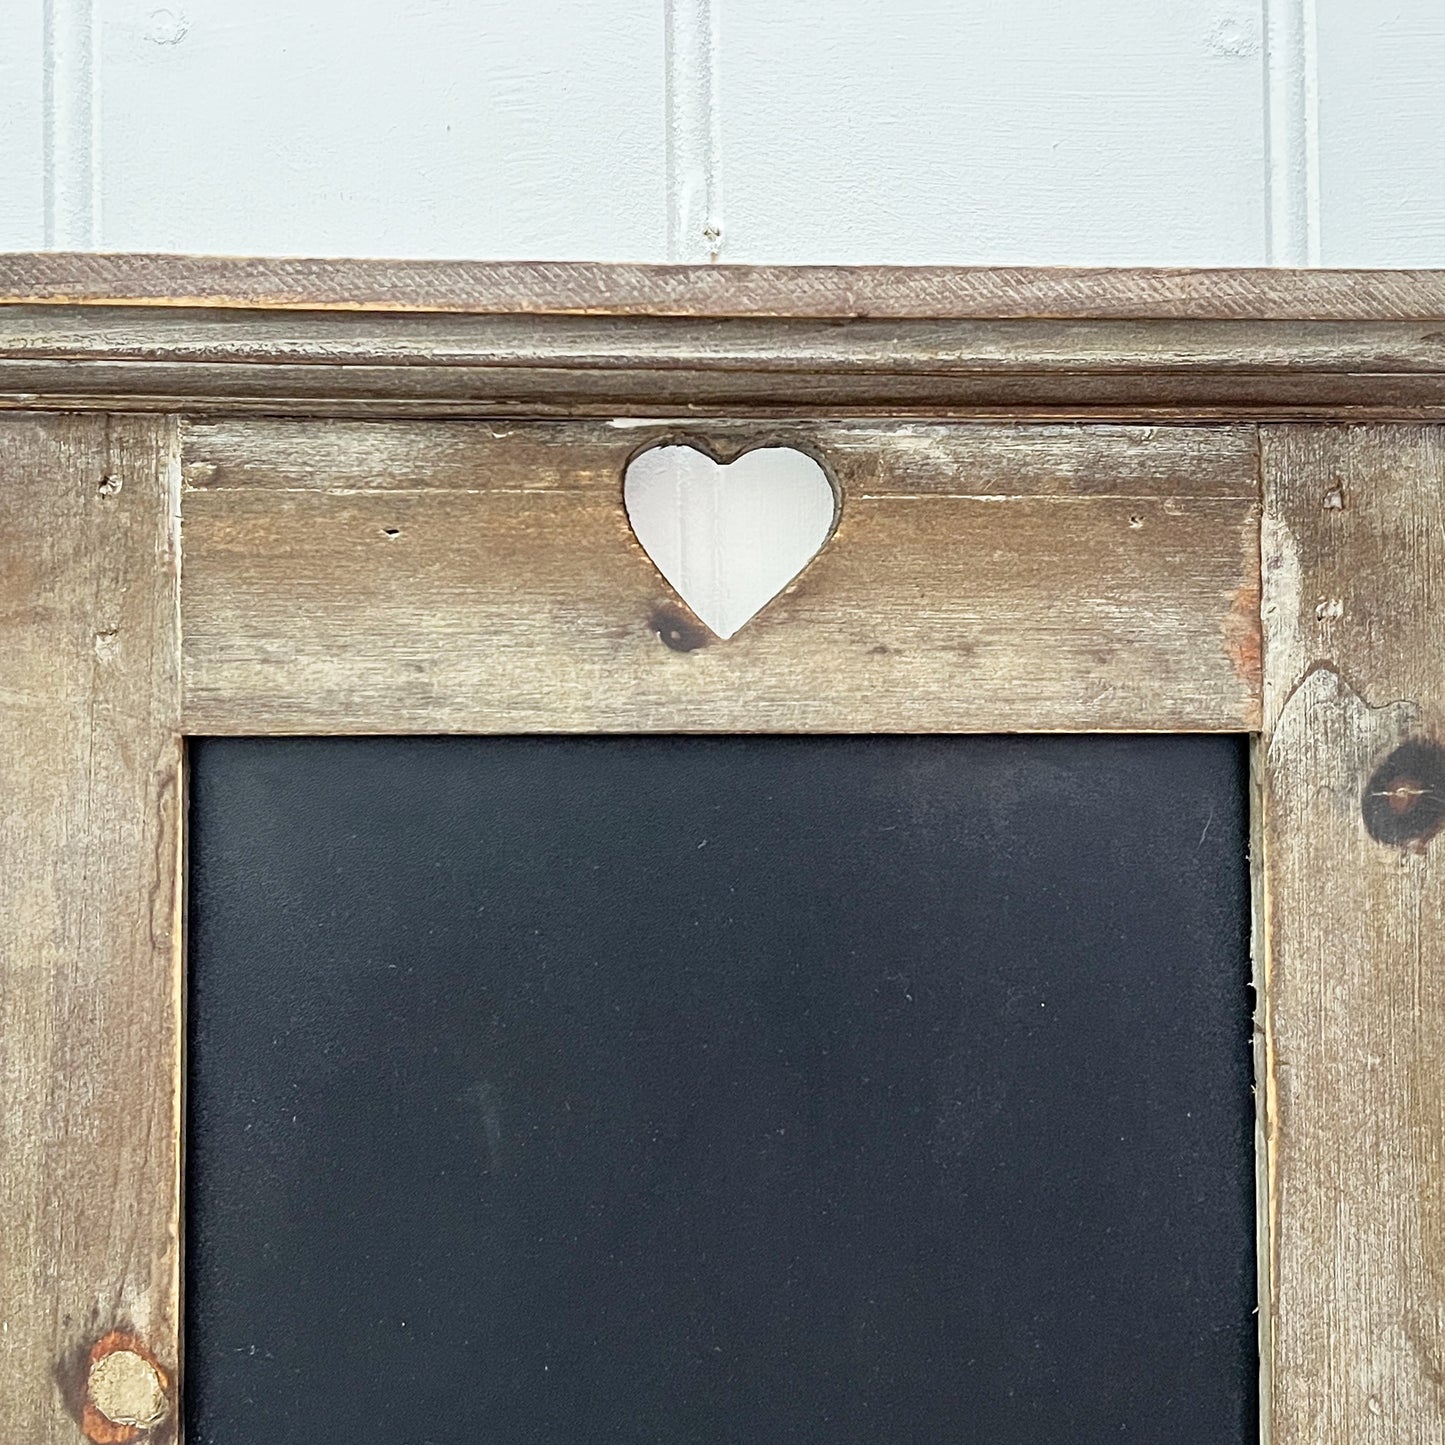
[186,736,1256,1444]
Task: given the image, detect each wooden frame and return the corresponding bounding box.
[4,254,1444,1444]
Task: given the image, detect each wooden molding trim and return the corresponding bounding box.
[5,260,1445,416]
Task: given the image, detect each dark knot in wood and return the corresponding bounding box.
[651,604,711,653]
[1362,739,1445,848]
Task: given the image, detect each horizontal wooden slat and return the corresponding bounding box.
[8,253,1445,321]
[182,417,1260,496]
[180,419,1261,733]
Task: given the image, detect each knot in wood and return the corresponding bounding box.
[1362,739,1445,848]
[86,1343,169,1434]
[650,603,710,653]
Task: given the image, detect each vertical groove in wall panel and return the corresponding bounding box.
[1300,0,1321,264]
[41,0,97,247]
[665,0,722,263]
[1263,0,1320,265]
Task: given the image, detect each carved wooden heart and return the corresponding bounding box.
[623,444,837,639]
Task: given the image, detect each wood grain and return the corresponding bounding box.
[179,418,1261,734]
[182,416,1260,495]
[19,362,1445,421]
[0,414,182,1441]
[17,306,1445,369]
[8,254,1445,319]
[1260,424,1445,1443]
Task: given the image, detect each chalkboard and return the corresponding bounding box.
[186,736,1256,1444]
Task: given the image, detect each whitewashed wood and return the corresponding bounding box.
[1315,1,1445,266]
[717,1,1268,265]
[0,5,45,249]
[182,416,1261,496]
[191,416,1257,656]
[89,0,666,258]
[16,303,1445,366]
[178,417,1261,735]
[20,255,1445,318]
[1260,425,1445,1444]
[0,413,182,1442]
[11,300,1445,425]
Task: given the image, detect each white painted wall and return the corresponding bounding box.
[6,0,1445,617]
[16,0,1445,267]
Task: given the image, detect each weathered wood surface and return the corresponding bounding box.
[180,418,1261,734]
[6,306,1445,418]
[1260,424,1445,1444]
[8,253,1445,320]
[13,306,1445,369]
[19,362,1445,421]
[0,414,182,1441]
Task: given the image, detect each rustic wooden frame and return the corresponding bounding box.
[5,255,1445,1445]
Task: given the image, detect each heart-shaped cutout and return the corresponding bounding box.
[623,444,837,639]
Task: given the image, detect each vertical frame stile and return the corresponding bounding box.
[1260,423,1445,1445]
[0,412,183,1442]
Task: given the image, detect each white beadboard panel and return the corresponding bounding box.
[624,444,835,640]
[1314,0,1445,266]
[0,4,46,249]
[91,0,666,258]
[716,0,1269,266]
